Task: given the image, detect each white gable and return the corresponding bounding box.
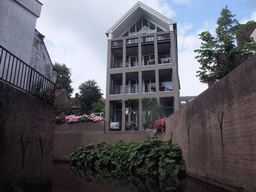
[106,1,174,38]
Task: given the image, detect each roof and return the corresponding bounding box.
[106,1,174,38]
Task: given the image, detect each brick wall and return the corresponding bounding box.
[0,81,55,189]
[159,54,256,191]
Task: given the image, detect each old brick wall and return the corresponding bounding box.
[0,81,55,189]
[159,54,256,191]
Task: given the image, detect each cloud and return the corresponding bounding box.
[177,21,217,96]
[36,0,176,97]
[240,11,256,24]
[173,0,190,4]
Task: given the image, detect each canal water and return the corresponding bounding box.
[51,162,230,192]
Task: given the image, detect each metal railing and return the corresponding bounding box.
[0,46,55,104]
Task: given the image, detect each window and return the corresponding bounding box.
[149,22,155,30]
[130,24,135,33]
[143,55,155,65]
[136,18,142,32]
[126,56,138,67]
[122,18,165,37]
[142,36,154,43]
[143,78,156,92]
[126,79,139,94]
[126,38,138,44]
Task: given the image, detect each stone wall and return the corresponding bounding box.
[0,81,55,190]
[54,122,152,161]
[159,54,256,191]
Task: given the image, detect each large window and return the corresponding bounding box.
[122,18,164,37]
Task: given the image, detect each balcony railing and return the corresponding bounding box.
[159,82,173,91]
[125,85,139,94]
[110,85,122,95]
[0,46,55,104]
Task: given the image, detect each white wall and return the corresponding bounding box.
[0,0,42,64]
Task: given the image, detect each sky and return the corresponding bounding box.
[36,0,256,98]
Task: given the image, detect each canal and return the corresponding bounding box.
[51,162,230,192]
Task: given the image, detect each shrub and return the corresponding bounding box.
[154,117,166,132]
[56,113,104,124]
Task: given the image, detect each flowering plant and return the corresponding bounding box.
[56,113,67,125]
[153,117,166,132]
[56,113,104,124]
[126,121,136,129]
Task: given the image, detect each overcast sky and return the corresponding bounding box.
[36,0,256,98]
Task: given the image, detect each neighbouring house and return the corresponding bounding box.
[105,1,180,131]
[30,29,57,82]
[236,23,256,46]
[69,93,81,115]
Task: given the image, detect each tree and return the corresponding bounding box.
[79,80,103,115]
[91,100,105,116]
[54,62,73,97]
[194,6,256,83]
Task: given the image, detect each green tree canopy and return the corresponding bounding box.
[54,62,73,97]
[90,100,105,116]
[79,80,103,115]
[194,6,256,83]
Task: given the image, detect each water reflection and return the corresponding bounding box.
[51,163,230,192]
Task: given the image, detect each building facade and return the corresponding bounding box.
[0,0,56,83]
[105,2,180,131]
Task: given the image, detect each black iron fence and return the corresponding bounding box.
[0,45,55,104]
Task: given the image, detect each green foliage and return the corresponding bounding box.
[90,100,105,116]
[78,80,103,115]
[194,6,256,83]
[54,100,72,116]
[124,99,139,110]
[141,97,164,122]
[70,139,186,189]
[54,62,73,97]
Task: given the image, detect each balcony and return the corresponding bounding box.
[126,43,138,68]
[111,85,123,95]
[111,43,123,69]
[110,74,122,95]
[142,54,155,66]
[126,56,138,67]
[126,73,139,94]
[159,69,173,92]
[159,81,173,91]
[125,84,139,94]
[157,34,170,41]
[158,55,171,64]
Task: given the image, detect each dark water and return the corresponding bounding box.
[51,162,230,192]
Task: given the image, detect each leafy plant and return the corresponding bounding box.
[70,139,186,185]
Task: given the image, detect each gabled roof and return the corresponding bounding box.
[106,1,174,38]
